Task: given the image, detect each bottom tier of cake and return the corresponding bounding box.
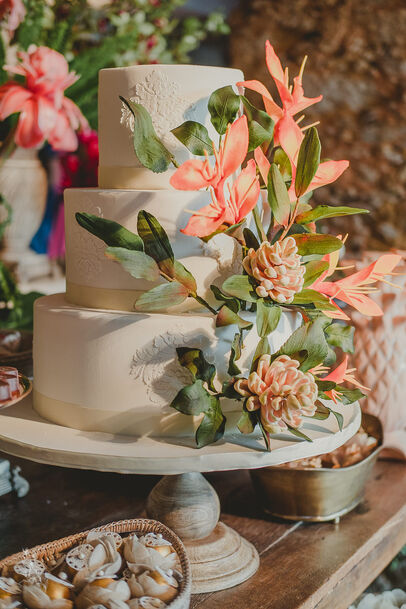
[33,294,299,438]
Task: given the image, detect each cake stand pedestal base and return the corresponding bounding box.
[146,472,259,593]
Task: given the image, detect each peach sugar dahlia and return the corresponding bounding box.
[234,354,318,433]
[242,236,305,303]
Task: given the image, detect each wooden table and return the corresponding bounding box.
[0,455,405,609]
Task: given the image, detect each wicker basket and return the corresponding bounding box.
[0,518,191,609]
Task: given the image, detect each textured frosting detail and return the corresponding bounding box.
[120,70,199,150]
[130,326,212,407]
[68,195,105,281]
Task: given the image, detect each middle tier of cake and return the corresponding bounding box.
[33,293,299,438]
[65,187,242,313]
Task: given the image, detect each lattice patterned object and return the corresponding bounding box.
[351,251,406,459]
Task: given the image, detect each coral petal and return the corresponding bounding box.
[221,115,249,178]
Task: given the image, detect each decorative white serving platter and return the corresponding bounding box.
[0,395,361,475]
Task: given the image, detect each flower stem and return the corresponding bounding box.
[252,204,266,242]
[192,294,217,315]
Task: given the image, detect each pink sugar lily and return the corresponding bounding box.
[0,46,88,151]
[314,356,369,404]
[310,246,402,319]
[237,41,322,129]
[181,159,260,238]
[255,113,349,203]
[170,115,249,205]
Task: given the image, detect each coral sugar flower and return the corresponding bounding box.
[255,113,349,203]
[181,159,260,238]
[310,248,402,319]
[0,46,88,151]
[237,41,322,131]
[316,355,369,404]
[170,115,249,205]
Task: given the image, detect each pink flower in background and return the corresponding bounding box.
[255,113,349,202]
[0,0,26,34]
[0,46,88,150]
[309,247,402,319]
[181,159,259,238]
[170,115,249,206]
[237,41,322,134]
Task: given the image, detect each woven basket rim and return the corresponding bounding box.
[0,518,191,607]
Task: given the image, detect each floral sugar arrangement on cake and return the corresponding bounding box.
[75,41,402,450]
[0,531,183,609]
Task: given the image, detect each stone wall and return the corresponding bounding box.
[229,0,406,252]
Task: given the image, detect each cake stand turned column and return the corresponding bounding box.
[146,472,259,593]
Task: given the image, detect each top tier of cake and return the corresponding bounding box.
[98,64,244,190]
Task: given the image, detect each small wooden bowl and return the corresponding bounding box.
[0,518,191,609]
[251,413,383,522]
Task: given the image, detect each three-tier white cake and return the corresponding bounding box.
[33,64,298,438]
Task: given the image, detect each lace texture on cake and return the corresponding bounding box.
[120,70,200,149]
[70,199,105,280]
[130,326,213,407]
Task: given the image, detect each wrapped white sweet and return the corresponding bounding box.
[86,532,123,551]
[128,597,167,609]
[22,583,73,609]
[0,600,21,609]
[124,535,177,573]
[73,538,122,590]
[129,568,178,604]
[66,546,94,574]
[76,580,130,609]
[0,577,21,598]
[350,589,406,609]
[13,558,46,582]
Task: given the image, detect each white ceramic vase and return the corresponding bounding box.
[0,147,50,282]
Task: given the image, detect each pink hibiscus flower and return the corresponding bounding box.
[0,0,26,34]
[0,46,88,151]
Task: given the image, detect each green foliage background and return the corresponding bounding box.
[4,0,229,128]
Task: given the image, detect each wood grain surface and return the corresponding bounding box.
[0,455,405,608]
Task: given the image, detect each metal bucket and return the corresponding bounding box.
[250,413,383,522]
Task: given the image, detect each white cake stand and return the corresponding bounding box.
[0,396,361,593]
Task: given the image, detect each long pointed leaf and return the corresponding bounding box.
[76,213,143,251]
[267,163,291,227]
[120,96,174,173]
[295,127,321,198]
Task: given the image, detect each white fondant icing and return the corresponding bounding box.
[33,294,300,438]
[65,188,243,311]
[98,64,244,189]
